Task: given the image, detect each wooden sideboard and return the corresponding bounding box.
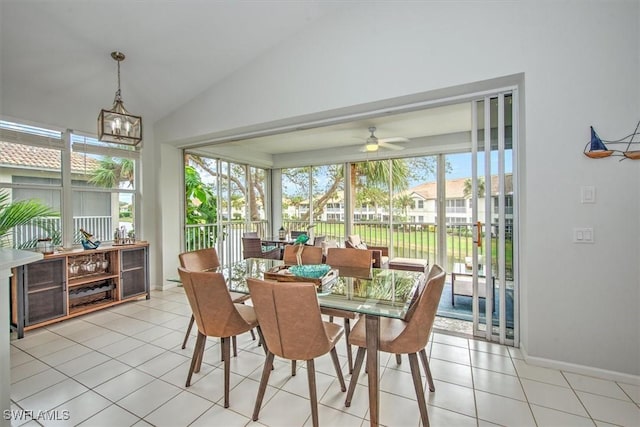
[10,242,149,338]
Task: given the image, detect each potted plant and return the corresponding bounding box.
[0,189,57,248]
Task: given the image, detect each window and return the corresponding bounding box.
[184,153,269,253]
[71,134,138,243]
[446,198,466,213]
[0,122,62,248]
[0,121,140,248]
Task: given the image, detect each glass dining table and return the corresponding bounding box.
[223,258,427,427]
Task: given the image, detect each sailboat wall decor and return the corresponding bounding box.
[584,126,613,158]
[584,121,640,160]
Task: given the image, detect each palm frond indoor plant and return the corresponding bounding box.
[0,190,57,248]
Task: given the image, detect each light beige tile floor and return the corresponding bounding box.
[9,287,640,427]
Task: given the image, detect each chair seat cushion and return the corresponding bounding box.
[234,303,259,330]
[320,306,359,320]
[230,291,251,303]
[348,315,409,353]
[322,320,345,346]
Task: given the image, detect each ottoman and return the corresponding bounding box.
[388,257,429,273]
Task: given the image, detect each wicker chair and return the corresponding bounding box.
[345,265,446,427]
[247,278,346,427]
[344,234,389,268]
[242,237,281,259]
[289,230,306,239]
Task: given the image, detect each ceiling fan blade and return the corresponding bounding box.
[378,137,410,144]
[378,141,405,150]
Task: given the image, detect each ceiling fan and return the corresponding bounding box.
[360,126,409,152]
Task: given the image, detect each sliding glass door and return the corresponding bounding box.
[469,93,516,344]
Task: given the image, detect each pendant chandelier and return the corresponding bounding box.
[97,51,142,146]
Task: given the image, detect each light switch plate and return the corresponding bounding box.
[574,227,594,243]
[581,186,596,204]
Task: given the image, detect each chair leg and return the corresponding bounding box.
[345,347,366,407]
[186,332,206,387]
[232,335,237,357]
[250,328,256,341]
[182,315,194,349]
[256,326,268,356]
[419,348,435,392]
[306,359,319,427]
[291,360,297,377]
[253,351,275,422]
[222,337,231,408]
[408,353,430,427]
[195,335,206,374]
[396,354,402,365]
[329,347,346,392]
[344,318,353,374]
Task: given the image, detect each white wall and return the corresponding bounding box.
[155,2,640,377]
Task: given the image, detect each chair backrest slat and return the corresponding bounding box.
[247,278,332,360]
[282,245,323,265]
[179,247,220,272]
[325,247,372,269]
[178,267,249,337]
[392,264,446,353]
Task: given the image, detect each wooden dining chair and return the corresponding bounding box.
[345,264,446,427]
[177,268,259,408]
[326,247,373,269]
[246,278,346,427]
[178,248,254,353]
[282,245,323,265]
[323,247,373,373]
[242,237,281,259]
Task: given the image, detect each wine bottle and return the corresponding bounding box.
[79,228,97,243]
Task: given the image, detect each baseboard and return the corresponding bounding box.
[156,281,179,291]
[520,345,640,385]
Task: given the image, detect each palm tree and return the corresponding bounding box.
[394,193,414,220]
[463,177,485,199]
[0,190,56,247]
[89,157,134,188]
[288,196,305,219]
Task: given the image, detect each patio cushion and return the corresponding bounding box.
[389,257,428,273]
[348,234,368,249]
[320,239,339,256]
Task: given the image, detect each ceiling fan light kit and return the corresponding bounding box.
[360,126,408,152]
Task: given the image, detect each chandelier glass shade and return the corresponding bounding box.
[97,51,142,146]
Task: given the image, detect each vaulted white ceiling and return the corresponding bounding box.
[0,0,345,135]
[1,1,475,159]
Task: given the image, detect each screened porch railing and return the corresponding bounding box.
[12,216,113,248]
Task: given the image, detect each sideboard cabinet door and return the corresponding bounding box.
[21,258,67,326]
[120,247,148,299]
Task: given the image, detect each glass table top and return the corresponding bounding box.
[225,258,425,320]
